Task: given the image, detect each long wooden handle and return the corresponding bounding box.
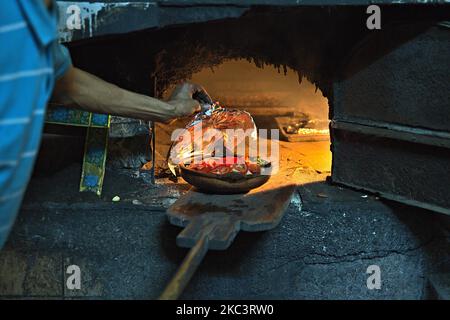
[158,234,209,300]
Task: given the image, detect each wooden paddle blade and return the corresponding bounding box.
[167,184,296,250]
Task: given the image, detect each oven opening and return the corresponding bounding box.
[152,58,331,188]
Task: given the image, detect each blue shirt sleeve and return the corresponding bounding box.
[52,43,72,79]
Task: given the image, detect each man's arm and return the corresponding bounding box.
[50,66,203,122]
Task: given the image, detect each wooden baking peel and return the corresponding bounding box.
[158,174,296,300]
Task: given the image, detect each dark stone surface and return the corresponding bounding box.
[109,117,150,138]
[1,162,449,299]
[107,137,152,169]
[332,130,450,214]
[107,117,152,169]
[333,24,450,132]
[158,5,248,28]
[429,273,450,299]
[331,23,450,215]
[56,1,450,47]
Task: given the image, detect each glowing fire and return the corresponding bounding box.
[295,128,329,135]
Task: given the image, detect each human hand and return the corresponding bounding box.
[166,82,210,119]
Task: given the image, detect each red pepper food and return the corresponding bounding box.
[188,157,264,176]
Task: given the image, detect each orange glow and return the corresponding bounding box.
[189,59,329,121]
[156,59,332,184]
